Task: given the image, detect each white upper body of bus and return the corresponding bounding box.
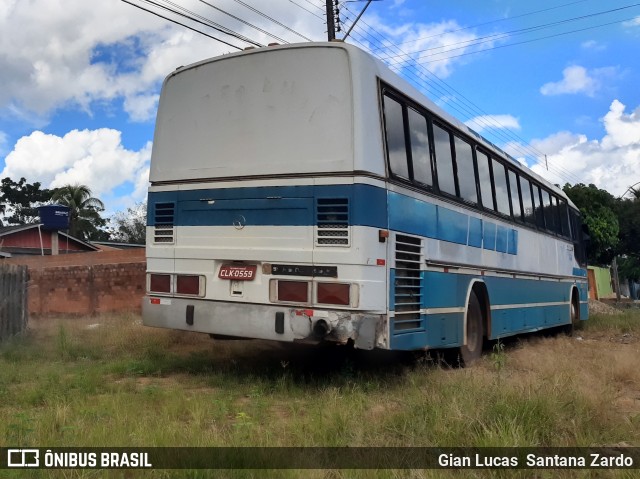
[150,41,575,210]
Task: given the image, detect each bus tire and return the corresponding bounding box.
[460,290,483,366]
[562,289,580,336]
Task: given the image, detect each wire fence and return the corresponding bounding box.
[0,263,28,342]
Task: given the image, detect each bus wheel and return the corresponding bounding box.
[566,295,581,335]
[571,297,580,327]
[460,290,483,366]
[562,292,580,336]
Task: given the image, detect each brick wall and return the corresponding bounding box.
[3,249,145,269]
[3,250,146,316]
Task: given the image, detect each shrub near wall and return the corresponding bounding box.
[4,250,146,316]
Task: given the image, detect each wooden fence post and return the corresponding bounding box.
[0,263,28,342]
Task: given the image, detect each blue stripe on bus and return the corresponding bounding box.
[391,304,574,350]
[386,192,519,254]
[388,270,588,349]
[390,311,463,350]
[491,304,571,337]
[496,225,508,253]
[148,184,520,253]
[572,267,587,277]
[390,330,429,350]
[148,184,388,228]
[418,271,572,309]
[437,208,468,245]
[468,217,483,248]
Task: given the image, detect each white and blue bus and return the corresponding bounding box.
[143,42,588,364]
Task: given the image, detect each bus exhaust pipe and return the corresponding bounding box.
[312,319,331,338]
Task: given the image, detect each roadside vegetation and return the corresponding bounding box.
[1,309,639,478]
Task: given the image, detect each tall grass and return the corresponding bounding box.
[1,311,639,478]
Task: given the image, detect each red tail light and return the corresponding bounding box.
[317,283,350,306]
[149,274,171,293]
[278,281,309,303]
[176,275,201,295]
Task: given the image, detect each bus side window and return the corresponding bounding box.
[541,189,556,233]
[558,199,570,238]
[407,107,432,186]
[476,150,495,211]
[519,176,535,224]
[432,123,456,196]
[454,136,477,204]
[569,208,587,266]
[492,158,511,217]
[508,169,522,221]
[532,184,545,229]
[383,94,410,179]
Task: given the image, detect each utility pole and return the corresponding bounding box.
[325,0,336,41]
[612,257,621,302]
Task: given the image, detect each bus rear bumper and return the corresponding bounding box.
[142,296,387,349]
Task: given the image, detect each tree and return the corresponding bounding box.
[563,183,619,265]
[615,197,640,280]
[619,180,640,201]
[0,177,52,225]
[51,184,108,241]
[109,202,147,245]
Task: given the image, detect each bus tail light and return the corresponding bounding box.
[277,281,309,303]
[149,274,171,293]
[176,275,201,295]
[317,282,350,306]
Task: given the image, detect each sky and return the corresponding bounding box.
[1,0,640,218]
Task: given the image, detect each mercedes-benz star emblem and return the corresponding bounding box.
[233,215,246,230]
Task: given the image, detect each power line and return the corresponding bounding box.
[341,4,585,185]
[341,6,593,185]
[199,0,289,44]
[383,3,640,66]
[121,0,244,50]
[371,0,592,52]
[230,0,314,41]
[414,15,640,65]
[288,0,325,21]
[136,0,262,46]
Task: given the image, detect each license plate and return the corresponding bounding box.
[218,264,257,281]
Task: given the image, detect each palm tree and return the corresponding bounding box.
[51,184,106,240]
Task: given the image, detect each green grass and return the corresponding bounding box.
[1,310,639,478]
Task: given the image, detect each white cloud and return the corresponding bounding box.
[581,40,606,52]
[1,129,151,208]
[124,94,160,122]
[521,100,640,197]
[0,130,7,156]
[0,0,322,124]
[465,115,520,133]
[355,15,491,78]
[540,66,598,97]
[623,16,640,28]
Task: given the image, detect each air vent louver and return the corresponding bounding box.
[153,202,175,244]
[316,198,350,246]
[393,234,423,331]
